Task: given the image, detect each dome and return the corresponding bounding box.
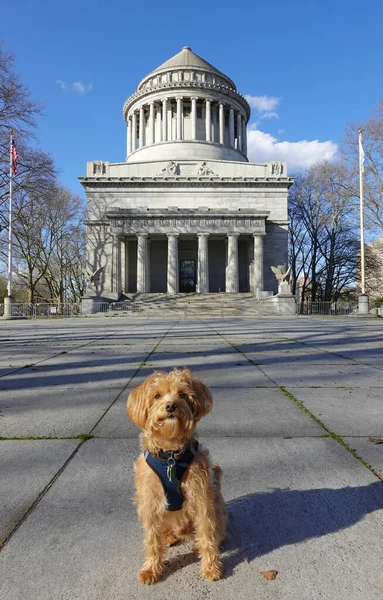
[123,47,250,164]
[138,46,236,91]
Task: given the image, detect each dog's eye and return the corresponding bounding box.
[154,393,161,399]
[179,392,188,400]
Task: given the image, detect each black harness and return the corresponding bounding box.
[144,440,199,511]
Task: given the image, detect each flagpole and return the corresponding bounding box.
[358,128,365,295]
[7,130,14,298]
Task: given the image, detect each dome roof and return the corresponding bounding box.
[138,46,236,91]
[153,47,233,81]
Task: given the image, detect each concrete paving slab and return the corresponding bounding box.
[0,440,79,543]
[93,386,323,439]
[0,358,142,391]
[343,437,383,476]
[0,385,126,438]
[142,353,274,388]
[1,437,382,600]
[287,388,383,436]
[259,363,383,387]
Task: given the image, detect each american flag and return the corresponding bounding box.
[11,139,18,175]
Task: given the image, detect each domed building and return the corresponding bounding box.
[80,47,293,304]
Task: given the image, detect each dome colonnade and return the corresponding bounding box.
[123,47,250,163]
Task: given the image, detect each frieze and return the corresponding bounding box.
[110,214,265,234]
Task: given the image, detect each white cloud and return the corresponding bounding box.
[260,111,279,120]
[247,127,338,170]
[245,95,280,112]
[72,81,93,95]
[56,80,93,95]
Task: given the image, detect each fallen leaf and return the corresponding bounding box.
[369,438,383,445]
[282,436,292,439]
[261,570,278,581]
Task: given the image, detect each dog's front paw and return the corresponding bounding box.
[137,568,162,585]
[200,561,222,581]
[165,532,179,546]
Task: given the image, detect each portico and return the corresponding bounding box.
[106,209,268,295]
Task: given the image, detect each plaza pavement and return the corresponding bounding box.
[0,315,382,600]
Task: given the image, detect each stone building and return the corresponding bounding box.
[80,47,293,303]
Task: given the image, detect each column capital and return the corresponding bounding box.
[197,232,210,238]
[227,232,240,238]
[137,233,149,239]
[175,95,184,101]
[253,232,266,238]
[190,95,199,101]
[205,97,214,103]
[162,96,168,102]
[148,100,155,106]
[166,232,179,238]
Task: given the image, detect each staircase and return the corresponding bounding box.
[107,293,284,317]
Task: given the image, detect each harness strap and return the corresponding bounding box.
[145,440,199,511]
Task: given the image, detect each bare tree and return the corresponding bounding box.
[289,162,358,302]
[42,188,86,304]
[343,100,383,233]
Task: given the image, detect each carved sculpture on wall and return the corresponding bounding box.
[197,161,217,176]
[85,266,105,297]
[93,161,106,176]
[271,264,292,295]
[271,161,283,177]
[158,161,179,176]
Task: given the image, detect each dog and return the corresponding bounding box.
[126,368,227,584]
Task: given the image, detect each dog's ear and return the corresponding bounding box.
[126,380,149,429]
[181,369,213,420]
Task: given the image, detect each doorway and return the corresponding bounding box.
[179,259,196,292]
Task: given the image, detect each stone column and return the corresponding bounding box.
[131,111,137,151]
[127,120,131,158]
[148,101,155,144]
[229,107,235,148]
[176,97,183,140]
[136,234,149,293]
[253,234,264,295]
[237,112,242,152]
[248,236,254,293]
[167,234,179,294]
[162,98,168,141]
[219,103,225,145]
[226,234,239,293]
[242,116,247,157]
[191,97,197,140]
[146,238,151,293]
[112,235,122,296]
[139,106,145,148]
[205,98,212,142]
[197,233,209,294]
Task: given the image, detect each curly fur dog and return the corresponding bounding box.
[126,368,227,584]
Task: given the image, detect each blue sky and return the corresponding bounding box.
[1,0,382,197]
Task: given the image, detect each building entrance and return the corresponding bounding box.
[179,260,196,292]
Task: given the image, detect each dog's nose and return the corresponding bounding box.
[165,402,177,413]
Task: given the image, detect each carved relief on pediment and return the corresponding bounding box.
[197,162,217,176]
[271,161,283,177]
[93,161,106,176]
[157,162,179,176]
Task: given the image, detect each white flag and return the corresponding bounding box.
[359,129,365,173]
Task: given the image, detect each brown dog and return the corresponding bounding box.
[126,368,227,584]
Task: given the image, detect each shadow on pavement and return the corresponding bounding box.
[223,481,383,576]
